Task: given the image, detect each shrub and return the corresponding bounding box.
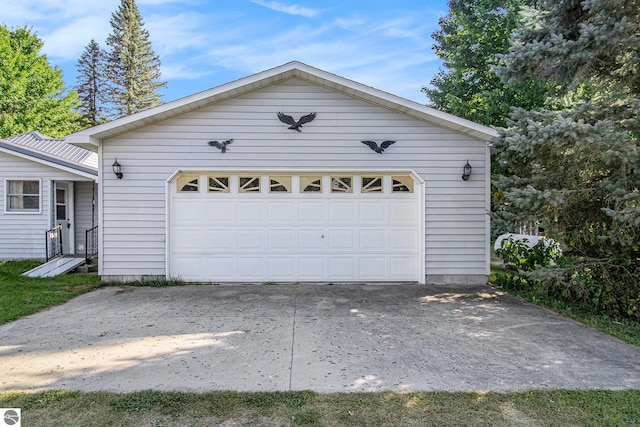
[496,237,562,271]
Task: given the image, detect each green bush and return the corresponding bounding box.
[494,238,639,320]
[543,261,640,320]
[496,237,562,271]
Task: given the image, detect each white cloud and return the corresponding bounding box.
[250,0,321,18]
[145,12,211,56]
[160,63,212,80]
[42,16,112,61]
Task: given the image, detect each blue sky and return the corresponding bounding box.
[3,0,448,104]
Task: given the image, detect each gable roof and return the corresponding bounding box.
[66,61,498,150]
[0,131,97,178]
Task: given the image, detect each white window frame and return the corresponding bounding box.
[4,178,42,214]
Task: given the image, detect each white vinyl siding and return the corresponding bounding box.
[0,152,95,259]
[99,78,489,280]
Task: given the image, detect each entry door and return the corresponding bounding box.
[55,182,74,254]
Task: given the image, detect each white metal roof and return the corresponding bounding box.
[66,61,499,150]
[5,131,98,169]
[0,132,97,178]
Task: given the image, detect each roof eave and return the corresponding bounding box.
[65,61,498,145]
[0,142,98,179]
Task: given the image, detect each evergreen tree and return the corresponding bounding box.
[494,0,639,288]
[75,39,109,126]
[424,0,546,127]
[0,25,82,138]
[105,0,166,118]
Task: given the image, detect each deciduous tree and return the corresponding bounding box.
[424,0,545,127]
[0,25,81,138]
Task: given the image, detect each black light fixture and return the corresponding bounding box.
[461,161,472,181]
[112,159,123,179]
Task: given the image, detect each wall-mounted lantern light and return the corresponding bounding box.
[112,159,123,179]
[461,161,472,181]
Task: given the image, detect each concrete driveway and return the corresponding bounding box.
[1,283,639,393]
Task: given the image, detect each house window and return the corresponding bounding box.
[362,177,383,193]
[6,180,40,212]
[301,176,322,192]
[331,176,352,193]
[270,176,291,193]
[239,176,261,193]
[208,177,230,193]
[392,176,413,193]
[177,176,199,192]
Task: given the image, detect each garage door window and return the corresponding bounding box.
[301,176,322,192]
[208,177,230,193]
[270,176,291,193]
[331,176,352,193]
[178,176,199,192]
[239,176,261,193]
[175,173,416,195]
[362,177,383,193]
[392,176,413,192]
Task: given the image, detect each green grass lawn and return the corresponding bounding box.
[1,260,639,426]
[1,389,639,426]
[0,260,104,325]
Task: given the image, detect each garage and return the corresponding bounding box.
[168,171,424,283]
[68,61,495,284]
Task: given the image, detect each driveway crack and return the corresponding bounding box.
[289,287,298,390]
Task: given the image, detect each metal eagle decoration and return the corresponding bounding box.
[361,140,396,154]
[208,139,233,153]
[277,112,316,132]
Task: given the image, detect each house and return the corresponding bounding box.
[67,61,497,284]
[0,132,98,260]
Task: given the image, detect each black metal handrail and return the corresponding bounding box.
[85,225,98,263]
[46,225,63,262]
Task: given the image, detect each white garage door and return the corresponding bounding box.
[169,172,423,282]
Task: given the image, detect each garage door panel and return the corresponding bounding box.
[359,229,386,251]
[268,257,297,280]
[298,201,328,223]
[205,229,235,251]
[174,201,204,223]
[359,201,387,223]
[267,229,297,251]
[237,229,264,250]
[390,202,419,222]
[389,229,419,251]
[298,257,327,280]
[328,229,356,250]
[359,256,387,278]
[237,201,266,222]
[390,256,418,279]
[329,202,356,222]
[205,257,237,280]
[205,201,235,222]
[173,229,205,251]
[268,201,297,223]
[173,256,203,281]
[237,257,267,280]
[329,257,357,280]
[299,230,326,250]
